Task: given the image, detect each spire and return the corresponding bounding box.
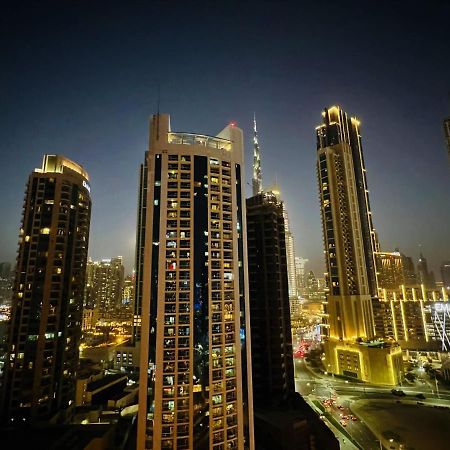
[252,113,263,196]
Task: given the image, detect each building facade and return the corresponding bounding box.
[316,106,401,385]
[137,114,254,450]
[374,251,405,289]
[84,257,124,320]
[1,155,91,423]
[246,192,295,408]
[374,286,449,351]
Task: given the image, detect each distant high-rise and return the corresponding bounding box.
[316,106,401,385]
[266,184,298,299]
[442,261,450,293]
[252,115,262,196]
[374,251,405,289]
[136,114,254,450]
[444,116,450,167]
[120,273,135,321]
[294,257,308,297]
[0,262,13,307]
[1,155,91,423]
[246,192,294,408]
[417,253,436,289]
[85,257,124,319]
[0,262,12,279]
[397,249,417,286]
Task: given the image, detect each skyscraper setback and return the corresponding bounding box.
[316,106,401,385]
[1,155,91,423]
[136,114,254,450]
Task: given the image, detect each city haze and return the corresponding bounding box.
[1,1,449,276]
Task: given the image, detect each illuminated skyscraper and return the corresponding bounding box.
[252,115,262,196]
[1,155,91,423]
[294,257,308,297]
[316,106,401,385]
[374,251,405,289]
[137,114,254,450]
[85,257,124,319]
[266,184,298,299]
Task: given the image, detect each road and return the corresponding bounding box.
[295,357,450,449]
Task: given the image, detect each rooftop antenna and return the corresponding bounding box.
[156,82,161,140]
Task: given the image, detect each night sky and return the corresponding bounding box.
[1,1,449,278]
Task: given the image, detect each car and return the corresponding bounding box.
[340,420,347,427]
[391,389,406,397]
[351,415,357,421]
[415,393,426,399]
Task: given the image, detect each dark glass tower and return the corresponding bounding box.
[1,155,91,424]
[246,192,294,407]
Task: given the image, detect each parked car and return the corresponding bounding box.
[415,393,426,399]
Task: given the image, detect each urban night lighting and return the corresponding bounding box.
[1,2,450,450]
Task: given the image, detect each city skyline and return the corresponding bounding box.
[1,2,450,278]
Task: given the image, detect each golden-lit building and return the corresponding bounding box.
[316,106,402,385]
[374,285,449,350]
[82,307,99,331]
[374,251,405,289]
[1,155,91,423]
[136,114,254,450]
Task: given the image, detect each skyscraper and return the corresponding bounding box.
[137,114,254,450]
[316,106,401,385]
[374,251,405,289]
[246,192,294,408]
[294,257,308,297]
[85,257,124,319]
[442,261,450,293]
[444,116,450,167]
[252,115,262,197]
[417,252,436,289]
[1,155,91,423]
[265,184,298,300]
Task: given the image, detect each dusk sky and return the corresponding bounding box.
[1,1,449,277]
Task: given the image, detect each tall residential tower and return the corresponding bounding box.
[316,106,401,385]
[1,155,91,423]
[137,114,254,450]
